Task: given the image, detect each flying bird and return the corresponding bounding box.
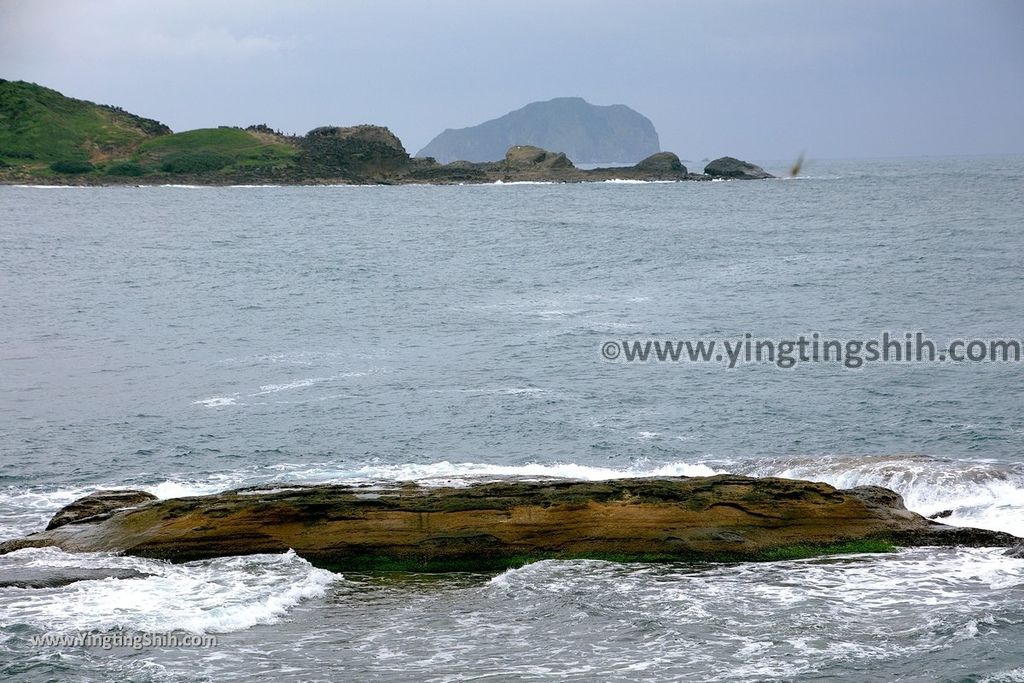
[789,152,805,177]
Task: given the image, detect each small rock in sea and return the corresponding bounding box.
[703,156,773,179]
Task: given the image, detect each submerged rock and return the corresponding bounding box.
[46,489,157,530]
[0,567,151,589]
[3,476,1017,571]
[1006,542,1024,558]
[704,156,773,179]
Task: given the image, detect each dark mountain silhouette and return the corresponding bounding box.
[416,97,660,164]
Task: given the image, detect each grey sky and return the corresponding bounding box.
[2,0,1022,161]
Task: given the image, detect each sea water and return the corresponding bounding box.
[1,157,1023,681]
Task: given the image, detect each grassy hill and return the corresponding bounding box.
[0,80,299,181]
[135,127,297,175]
[0,79,170,171]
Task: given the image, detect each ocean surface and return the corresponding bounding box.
[1,157,1023,682]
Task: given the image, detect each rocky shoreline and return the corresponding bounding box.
[1,81,776,186]
[2,123,775,187]
[2,475,1016,572]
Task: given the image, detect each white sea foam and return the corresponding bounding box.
[601,178,675,184]
[144,479,236,499]
[11,185,91,189]
[982,667,1024,683]
[427,387,546,395]
[192,395,240,407]
[251,370,374,396]
[0,475,264,540]
[194,369,381,406]
[533,309,587,317]
[0,485,94,540]
[143,460,723,491]
[731,454,1024,536]
[306,460,725,486]
[253,376,335,395]
[486,547,1024,679]
[235,487,307,496]
[108,460,727,505]
[0,548,338,634]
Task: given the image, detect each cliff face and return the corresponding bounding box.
[416,97,661,164]
[298,125,411,180]
[1,475,1016,571]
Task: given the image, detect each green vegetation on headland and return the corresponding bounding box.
[0,79,774,185]
[137,126,297,174]
[0,79,169,168]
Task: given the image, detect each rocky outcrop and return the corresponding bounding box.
[298,125,411,180]
[412,146,699,184]
[1006,542,1024,558]
[704,156,773,179]
[1,476,1016,571]
[634,152,687,174]
[403,162,489,183]
[45,489,157,530]
[503,145,575,170]
[416,97,660,164]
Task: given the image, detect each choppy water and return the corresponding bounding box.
[1,157,1023,681]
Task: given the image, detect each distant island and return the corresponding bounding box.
[416,97,660,164]
[0,80,773,185]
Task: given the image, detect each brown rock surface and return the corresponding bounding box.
[45,489,158,530]
[503,145,575,170]
[3,476,1016,571]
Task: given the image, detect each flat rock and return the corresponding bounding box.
[0,567,151,589]
[4,476,1017,571]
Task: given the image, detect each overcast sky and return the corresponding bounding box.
[2,0,1022,160]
